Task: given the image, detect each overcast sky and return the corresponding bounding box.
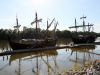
[0,0,100,32]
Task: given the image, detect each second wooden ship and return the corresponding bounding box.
[69,15,96,44]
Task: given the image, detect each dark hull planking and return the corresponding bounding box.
[8,37,57,50]
[72,35,96,44]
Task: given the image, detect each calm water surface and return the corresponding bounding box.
[0,38,100,75]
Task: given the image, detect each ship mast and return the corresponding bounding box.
[69,15,94,36]
[17,16,20,40]
[46,20,48,38]
[41,18,55,39]
[31,12,42,42]
[36,12,37,42]
[14,14,21,41]
[88,23,89,32]
[53,21,58,38]
[46,18,55,38]
[80,15,86,35]
[75,18,77,36]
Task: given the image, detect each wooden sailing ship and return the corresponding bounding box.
[69,15,96,44]
[8,12,58,50]
[44,18,58,46]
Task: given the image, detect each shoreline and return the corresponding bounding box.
[58,59,100,75]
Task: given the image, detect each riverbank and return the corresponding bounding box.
[58,59,100,75]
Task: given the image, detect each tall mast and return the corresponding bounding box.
[16,15,20,40]
[69,15,94,36]
[53,21,58,38]
[46,20,48,38]
[31,12,42,42]
[46,18,55,38]
[36,12,37,42]
[88,23,89,32]
[47,18,55,29]
[14,14,21,41]
[80,15,86,35]
[75,18,77,36]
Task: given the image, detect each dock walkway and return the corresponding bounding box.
[0,45,79,56]
[1,42,100,56]
[75,42,100,46]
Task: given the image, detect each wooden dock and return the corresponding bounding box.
[75,42,100,46]
[1,42,100,56]
[0,45,80,56]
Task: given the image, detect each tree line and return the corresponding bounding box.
[0,27,100,40]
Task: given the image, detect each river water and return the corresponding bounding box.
[0,38,100,75]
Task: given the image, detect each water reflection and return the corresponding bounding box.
[8,49,58,75]
[68,45,97,68]
[1,38,100,75]
[70,45,96,53]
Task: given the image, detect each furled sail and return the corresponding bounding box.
[31,19,42,25]
[14,25,21,28]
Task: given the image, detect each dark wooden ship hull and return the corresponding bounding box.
[44,38,57,46]
[71,35,96,44]
[8,37,57,50]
